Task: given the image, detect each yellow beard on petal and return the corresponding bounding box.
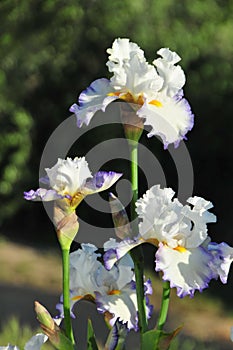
[173,246,187,253]
[72,294,95,302]
[108,91,145,105]
[108,289,121,295]
[149,99,163,107]
[70,192,85,209]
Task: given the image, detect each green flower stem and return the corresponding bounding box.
[129,140,148,335]
[62,248,75,346]
[156,280,171,331]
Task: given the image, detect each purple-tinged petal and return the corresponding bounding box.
[24,188,64,201]
[155,243,215,298]
[69,78,118,128]
[83,171,122,195]
[104,237,143,270]
[208,242,233,283]
[104,320,128,350]
[39,176,50,185]
[104,248,119,271]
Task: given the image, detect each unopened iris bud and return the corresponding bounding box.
[34,301,74,350]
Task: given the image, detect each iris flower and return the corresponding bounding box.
[56,243,152,330]
[24,157,122,212]
[70,38,194,148]
[104,185,233,298]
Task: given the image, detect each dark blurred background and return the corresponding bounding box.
[0,0,232,300]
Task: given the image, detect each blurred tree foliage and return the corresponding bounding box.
[0,0,232,243]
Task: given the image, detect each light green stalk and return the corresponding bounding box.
[62,248,75,345]
[155,280,171,346]
[129,140,148,335]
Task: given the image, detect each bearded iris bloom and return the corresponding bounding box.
[70,38,194,148]
[24,157,122,212]
[56,243,152,331]
[104,185,233,298]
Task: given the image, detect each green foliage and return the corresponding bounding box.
[141,327,182,350]
[87,319,98,350]
[0,0,232,241]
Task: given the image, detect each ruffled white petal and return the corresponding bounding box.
[156,48,181,65]
[156,243,214,297]
[70,78,118,127]
[46,157,92,197]
[110,53,163,98]
[137,94,194,148]
[69,243,103,293]
[153,48,185,97]
[0,346,19,350]
[96,282,138,330]
[136,185,216,250]
[136,185,183,246]
[106,38,144,74]
[83,171,122,195]
[180,197,216,248]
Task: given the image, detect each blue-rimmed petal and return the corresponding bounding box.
[24,188,65,201]
[155,243,215,298]
[69,78,119,127]
[208,242,233,283]
[95,281,139,331]
[104,237,143,270]
[83,171,122,195]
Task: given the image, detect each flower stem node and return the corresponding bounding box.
[119,102,144,142]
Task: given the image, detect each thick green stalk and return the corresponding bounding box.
[129,140,148,335]
[156,280,171,331]
[62,248,75,345]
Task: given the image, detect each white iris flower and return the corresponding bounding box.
[70,38,194,148]
[56,244,152,330]
[104,185,233,298]
[24,157,122,211]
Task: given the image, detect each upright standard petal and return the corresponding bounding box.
[46,157,92,196]
[70,78,118,127]
[106,38,144,74]
[136,185,216,249]
[153,48,185,97]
